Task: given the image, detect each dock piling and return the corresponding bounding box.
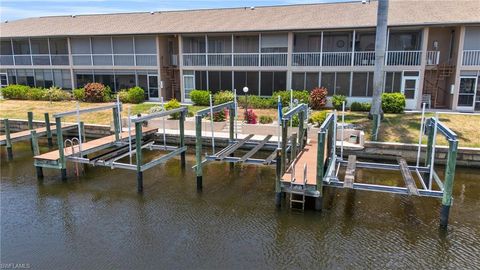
[4,119,13,160]
[316,131,326,211]
[44,113,53,147]
[28,112,34,152]
[195,115,203,190]
[275,148,282,207]
[31,130,43,179]
[281,120,288,175]
[113,107,120,142]
[135,121,143,192]
[55,116,67,181]
[440,139,458,227]
[290,133,297,164]
[179,110,186,169]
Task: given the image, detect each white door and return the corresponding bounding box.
[457,76,477,112]
[0,73,8,88]
[401,76,419,110]
[147,75,159,101]
[183,75,195,102]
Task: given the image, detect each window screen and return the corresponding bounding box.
[135,36,156,54]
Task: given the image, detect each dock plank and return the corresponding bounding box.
[34,127,158,161]
[0,124,77,145]
[398,158,419,196]
[281,140,317,186]
[343,155,356,188]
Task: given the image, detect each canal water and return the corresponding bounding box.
[1,142,479,269]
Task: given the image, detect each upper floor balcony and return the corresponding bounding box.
[462,50,480,66]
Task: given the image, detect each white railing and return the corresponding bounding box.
[260,53,287,66]
[354,51,375,66]
[322,52,352,66]
[207,53,232,66]
[426,51,440,65]
[233,53,259,66]
[71,53,157,66]
[462,50,480,66]
[386,51,422,66]
[292,53,322,66]
[0,54,69,66]
[183,53,206,66]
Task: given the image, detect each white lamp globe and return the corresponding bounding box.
[243,86,249,93]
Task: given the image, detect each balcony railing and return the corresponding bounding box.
[462,50,480,66]
[71,54,157,66]
[386,51,422,66]
[0,54,69,66]
[292,53,321,66]
[322,52,352,66]
[426,51,440,65]
[182,53,287,67]
[354,51,375,66]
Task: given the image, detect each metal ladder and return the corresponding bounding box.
[289,163,308,211]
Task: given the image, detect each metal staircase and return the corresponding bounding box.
[161,64,180,100]
[423,63,455,108]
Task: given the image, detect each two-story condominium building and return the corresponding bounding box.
[1,0,479,111]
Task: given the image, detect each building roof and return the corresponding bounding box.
[1,0,479,38]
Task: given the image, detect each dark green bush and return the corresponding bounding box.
[350,102,371,112]
[331,95,347,110]
[27,88,46,100]
[73,88,85,101]
[273,90,309,107]
[0,85,30,99]
[165,99,181,119]
[259,115,273,124]
[382,93,405,113]
[127,86,144,104]
[190,90,211,106]
[238,95,276,109]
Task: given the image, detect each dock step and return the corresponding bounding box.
[289,184,306,211]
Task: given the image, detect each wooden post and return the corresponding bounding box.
[179,110,186,168]
[31,130,43,179]
[28,111,34,152]
[4,119,13,160]
[425,120,434,187]
[44,113,53,147]
[275,148,282,207]
[135,121,143,192]
[55,117,67,181]
[298,110,304,150]
[79,121,85,143]
[112,107,120,142]
[195,115,203,190]
[316,131,326,211]
[228,106,235,169]
[281,119,288,175]
[290,133,297,164]
[440,139,458,227]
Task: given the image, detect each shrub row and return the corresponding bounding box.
[1,85,73,101]
[117,86,145,104]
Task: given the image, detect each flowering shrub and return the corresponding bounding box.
[84,83,112,102]
[309,87,328,110]
[244,109,257,124]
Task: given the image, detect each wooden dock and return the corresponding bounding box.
[281,140,318,186]
[0,124,77,146]
[34,127,158,162]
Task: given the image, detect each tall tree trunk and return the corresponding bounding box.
[370,0,389,140]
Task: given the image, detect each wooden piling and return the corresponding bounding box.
[79,121,85,143]
[44,113,53,147]
[4,119,13,160]
[290,133,297,164]
[195,115,203,190]
[113,107,120,142]
[135,121,143,192]
[316,131,326,211]
[281,119,288,175]
[28,112,34,152]
[440,139,458,227]
[31,130,43,179]
[179,110,186,168]
[275,148,282,207]
[55,117,67,181]
[298,111,304,150]
[228,107,235,170]
[425,120,434,186]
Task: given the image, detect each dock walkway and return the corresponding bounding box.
[0,124,77,146]
[281,140,318,186]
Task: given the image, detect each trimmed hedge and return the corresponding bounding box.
[238,95,276,109]
[259,115,273,124]
[350,102,371,112]
[190,90,211,106]
[382,93,405,113]
[273,90,309,107]
[0,85,72,101]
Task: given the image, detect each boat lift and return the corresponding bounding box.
[278,104,459,227]
[33,101,187,192]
